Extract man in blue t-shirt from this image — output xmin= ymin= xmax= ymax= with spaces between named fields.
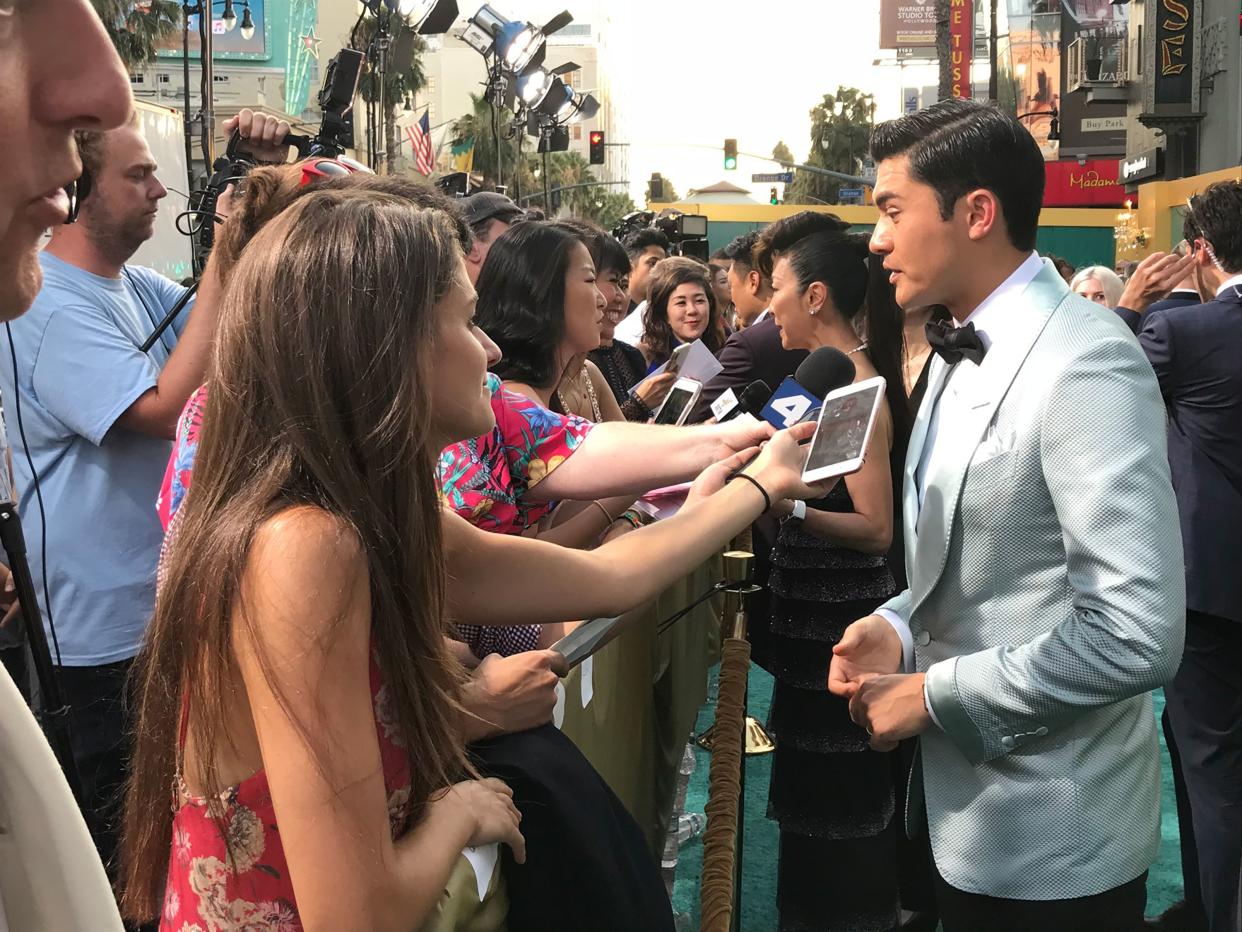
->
xmin=0 ymin=108 xmax=289 ymax=872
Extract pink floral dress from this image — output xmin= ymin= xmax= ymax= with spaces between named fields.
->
xmin=160 ymin=653 xmax=412 ymax=931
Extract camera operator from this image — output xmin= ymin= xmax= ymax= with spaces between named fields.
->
xmin=0 ymin=106 xmax=290 ymax=874
xmin=612 ymin=227 xmax=670 ymax=347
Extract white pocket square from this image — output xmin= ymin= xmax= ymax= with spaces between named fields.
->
xmin=974 ymin=427 xmax=1015 ymax=464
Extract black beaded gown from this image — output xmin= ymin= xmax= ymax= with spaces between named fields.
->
xmin=759 ymin=480 xmax=901 ymax=932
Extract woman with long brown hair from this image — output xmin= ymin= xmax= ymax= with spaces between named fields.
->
xmin=636 ymin=257 xmax=725 ymax=371
xmin=122 ymin=186 xmax=822 ymax=930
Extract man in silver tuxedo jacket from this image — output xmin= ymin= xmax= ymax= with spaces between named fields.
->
xmin=829 ymin=99 xmax=1186 ymax=930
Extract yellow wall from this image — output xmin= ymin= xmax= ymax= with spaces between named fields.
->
xmin=1135 ymin=165 xmax=1242 ymax=254
xmin=663 ymin=201 xmax=1120 ymax=229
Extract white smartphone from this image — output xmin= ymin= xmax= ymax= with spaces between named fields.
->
xmin=653 ymin=377 xmax=703 ymax=426
xmin=801 ymin=376 xmax=886 ymax=483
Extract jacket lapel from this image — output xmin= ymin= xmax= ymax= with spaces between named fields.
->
xmin=901 ymin=355 xmax=949 ymax=566
xmin=910 ymin=265 xmax=1067 ymax=612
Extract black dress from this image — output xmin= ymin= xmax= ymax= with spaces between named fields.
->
xmin=589 ymin=341 xmax=652 ymax=422
xmin=759 ymin=480 xmax=901 ymax=932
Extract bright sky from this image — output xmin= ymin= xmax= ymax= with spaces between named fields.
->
xmin=519 ymin=0 xmax=910 ymax=203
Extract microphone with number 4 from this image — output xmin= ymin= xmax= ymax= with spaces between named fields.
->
xmin=759 ymin=347 xmax=857 ymax=428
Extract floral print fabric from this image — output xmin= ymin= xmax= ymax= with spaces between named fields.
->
xmin=160 ymin=652 xmax=411 ymax=931
xmin=438 ymin=376 xmax=594 ymax=658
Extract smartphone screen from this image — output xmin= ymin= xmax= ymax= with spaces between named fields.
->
xmin=803 ymin=384 xmax=882 ymax=475
xmin=655 ymin=385 xmax=696 ymax=425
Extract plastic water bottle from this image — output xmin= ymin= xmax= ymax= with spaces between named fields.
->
xmin=677 ymin=812 xmax=706 ymax=846
xmin=679 ymin=742 xmax=696 ymax=778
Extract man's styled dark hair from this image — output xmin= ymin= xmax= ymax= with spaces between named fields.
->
xmin=870 ymin=98 xmax=1046 ymax=251
xmin=1184 ymin=180 xmax=1242 ymax=273
xmin=622 ymin=227 xmax=670 ymax=261
xmin=475 ymin=221 xmax=585 ymax=389
xmin=723 ymin=231 xmax=763 ymax=273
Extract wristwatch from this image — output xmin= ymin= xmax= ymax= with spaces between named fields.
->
xmin=783 ymin=500 xmax=807 ymax=523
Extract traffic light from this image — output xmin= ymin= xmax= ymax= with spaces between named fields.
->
xmin=724 ymin=138 xmax=738 ymax=171
xmin=769 ymin=186 xmax=778 ymax=205
xmin=589 ymin=130 xmax=605 ymax=165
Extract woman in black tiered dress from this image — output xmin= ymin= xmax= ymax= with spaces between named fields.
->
xmin=751 ymin=212 xmax=914 ymax=931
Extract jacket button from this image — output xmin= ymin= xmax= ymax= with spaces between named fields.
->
xmin=916 ymin=630 xmax=932 ymax=647
xmin=1001 ymin=736 xmax=1016 ymax=750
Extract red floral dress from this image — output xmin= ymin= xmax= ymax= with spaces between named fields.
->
xmin=160 ymin=653 xmax=411 ymax=931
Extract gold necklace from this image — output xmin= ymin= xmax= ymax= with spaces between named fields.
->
xmin=846 ymin=341 xmax=869 ymax=355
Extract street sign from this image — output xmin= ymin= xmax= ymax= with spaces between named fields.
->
xmin=752 ymin=172 xmax=794 ymax=183
xmin=838 ymin=187 xmax=864 ymax=200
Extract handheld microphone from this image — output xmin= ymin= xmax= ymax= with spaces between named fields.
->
xmin=712 ymin=380 xmax=772 ymax=423
xmin=759 ymin=347 xmax=857 ymax=428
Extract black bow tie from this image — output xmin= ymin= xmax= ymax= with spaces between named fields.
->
xmin=926 ymin=319 xmax=987 ymax=366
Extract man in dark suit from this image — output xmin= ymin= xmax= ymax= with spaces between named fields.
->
xmin=1115 ymin=240 xmax=1200 ymax=334
xmin=1138 ymin=180 xmax=1242 ymax=932
xmin=689 ymin=231 xmax=809 ymax=423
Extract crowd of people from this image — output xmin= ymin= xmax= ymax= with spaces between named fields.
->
xmin=1 ymin=4 xmax=1239 ymax=932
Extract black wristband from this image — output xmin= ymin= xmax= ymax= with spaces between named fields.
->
xmin=727 ymin=472 xmax=772 ymax=514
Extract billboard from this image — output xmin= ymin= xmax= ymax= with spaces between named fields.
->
xmin=157 ymin=0 xmax=269 ymax=60
xmin=948 ymin=0 xmax=973 ymax=98
xmin=1058 ymin=0 xmax=1127 ymax=152
xmin=1043 ymin=158 xmax=1128 ymax=206
xmin=1005 ymin=1 xmax=1063 ymax=159
xmin=880 ymin=0 xmax=938 ymax=48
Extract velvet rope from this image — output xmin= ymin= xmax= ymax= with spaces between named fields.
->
xmin=698 ymin=636 xmax=750 ymax=932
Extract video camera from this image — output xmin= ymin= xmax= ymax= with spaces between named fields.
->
xmin=612 ymin=208 xmax=710 ymax=262
xmin=184 ymin=47 xmax=366 ymax=259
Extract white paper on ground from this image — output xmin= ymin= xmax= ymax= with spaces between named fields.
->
xmin=552 ymin=680 xmax=566 ymax=728
xmin=630 ymin=338 xmax=723 ymax=391
xmin=580 ymin=655 xmax=594 ymax=708
xmin=462 ymin=843 xmax=500 ymax=902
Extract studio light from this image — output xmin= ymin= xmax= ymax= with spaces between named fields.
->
xmin=568 ymin=92 xmax=599 ymax=122
xmin=463 ymin=4 xmax=547 ymax=73
xmin=536 ymin=75 xmax=574 ymax=118
xmin=496 ymin=19 xmax=543 ymax=73
xmin=517 ymin=69 xmax=552 ymax=107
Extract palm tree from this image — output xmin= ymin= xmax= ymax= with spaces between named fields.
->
xmin=91 ymin=0 xmax=181 ymax=69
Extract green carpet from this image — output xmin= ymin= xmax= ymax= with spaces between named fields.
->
xmin=671 ymin=665 xmax=1183 ymax=929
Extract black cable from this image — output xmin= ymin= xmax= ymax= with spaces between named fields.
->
xmin=4 ymin=323 xmax=62 ymax=667
xmin=656 ymin=580 xmax=735 ymax=637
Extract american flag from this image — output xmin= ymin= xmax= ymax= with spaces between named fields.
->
xmin=406 ymin=111 xmax=435 ymax=176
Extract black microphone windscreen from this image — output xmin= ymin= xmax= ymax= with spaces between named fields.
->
xmin=794 ymin=347 xmax=856 ymax=397
xmin=738 ymin=379 xmax=772 ymax=416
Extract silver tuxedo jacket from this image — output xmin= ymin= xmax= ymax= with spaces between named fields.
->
xmin=883 ymin=262 xmax=1186 ymax=899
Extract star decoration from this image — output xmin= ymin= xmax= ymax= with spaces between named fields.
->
xmin=300 ymin=29 xmax=322 ymax=60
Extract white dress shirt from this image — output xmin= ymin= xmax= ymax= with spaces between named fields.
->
xmin=1215 ymin=273 xmax=1242 ymax=299
xmin=613 ymin=300 xmax=648 ymax=348
xmin=878 ymin=252 xmax=1045 ymax=724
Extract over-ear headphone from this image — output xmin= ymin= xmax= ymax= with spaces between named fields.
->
xmin=64 ymin=166 xmax=93 ymax=224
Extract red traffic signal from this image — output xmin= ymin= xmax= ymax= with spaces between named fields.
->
xmin=589 ymin=131 xmax=606 ymax=165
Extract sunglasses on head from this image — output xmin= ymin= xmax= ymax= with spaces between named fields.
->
xmin=299 ymin=156 xmax=373 ymax=187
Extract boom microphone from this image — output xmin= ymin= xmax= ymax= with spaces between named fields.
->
xmin=760 ymin=347 xmax=857 ymax=428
